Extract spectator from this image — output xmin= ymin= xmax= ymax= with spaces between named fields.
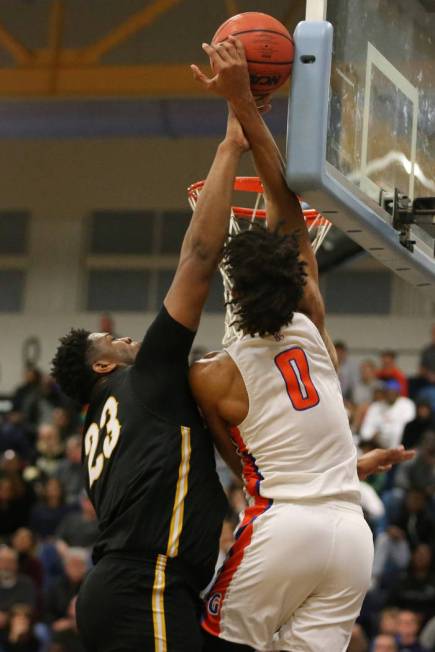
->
xmin=0 ymin=547 xmax=36 ymax=615
xmin=354 ymin=360 xmax=379 ymax=406
xmin=394 ymin=430 xmax=435 ymax=496
xmin=12 ymin=367 xmax=42 ymax=427
xmin=402 ymin=402 xmax=435 ymax=450
xmin=378 ymin=607 xmax=400 ymax=636
xmin=352 ymin=360 xmax=382 ymax=433
xmin=54 ymin=438 xmax=83 ymax=506
xmin=51 ymin=409 xmax=77 ymax=442
xmin=10 ymin=530 xmax=43 ymax=609
xmin=55 ymin=495 xmax=97 ymax=551
xmin=377 ymin=351 xmax=409 ymax=397
xmin=372 ymin=490 xmax=435 ymax=587
xmin=0 ymin=604 xmax=41 ymax=652
xmin=0 ymin=413 xmax=34 ymax=463
xmin=348 ymin=623 xmax=369 ymax=652
xmin=388 ymin=544 xmax=435 ymax=619
xmin=334 ymin=341 xmax=359 ymax=400
xmin=50 ymin=597 xmax=84 ymax=652
xmin=34 ymin=426 xmax=64 ymax=479
xmin=29 ymin=479 xmax=71 ymax=540
xmin=420 ymin=616 xmax=435 ymax=652
xmin=360 ymin=380 xmax=416 ymax=448
xmin=396 ymin=610 xmax=428 ymax=651
xmin=420 ymin=325 xmax=435 ymax=384
xmin=44 ymin=548 xmax=88 ymax=627
xmin=37 ymin=376 xmax=65 ymax=428
xmin=373 ymin=634 xmax=399 ymax=652
xmin=0 ymin=473 xmax=33 ymax=539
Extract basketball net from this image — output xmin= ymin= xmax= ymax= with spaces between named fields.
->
xmin=187 ymin=177 xmax=332 ymax=347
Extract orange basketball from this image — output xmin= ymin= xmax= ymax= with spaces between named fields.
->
xmin=212 ymin=12 xmax=294 ymax=95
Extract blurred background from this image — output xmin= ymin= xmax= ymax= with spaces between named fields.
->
xmin=0 ymin=2 xmax=434 ymax=652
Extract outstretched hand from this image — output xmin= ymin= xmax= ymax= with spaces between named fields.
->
xmin=357 ymin=445 xmax=416 ymax=481
xmin=191 ymin=36 xmax=252 ymax=103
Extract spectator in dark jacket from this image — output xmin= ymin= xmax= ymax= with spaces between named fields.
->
xmin=29 ymin=479 xmax=71 ymax=540
xmin=44 ymin=549 xmax=88 ymax=627
xmin=394 ymin=432 xmax=435 ymax=496
xmin=402 ymin=403 xmax=435 ymax=450
xmin=388 ymin=545 xmax=435 ymax=619
xmin=0 ymin=547 xmax=35 ymax=617
xmin=54 ymin=438 xmax=83 ymax=506
xmin=55 ymin=495 xmax=97 ymax=551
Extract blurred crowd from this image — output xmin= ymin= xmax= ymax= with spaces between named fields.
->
xmin=0 ymin=324 xmax=434 ymax=651
xmin=337 ymin=326 xmax=435 ymax=652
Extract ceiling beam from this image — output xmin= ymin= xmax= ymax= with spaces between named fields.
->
xmin=0 ymin=63 xmax=290 ymax=98
xmin=0 ymin=19 xmax=33 ymax=65
xmin=79 ymin=0 xmax=182 ymax=64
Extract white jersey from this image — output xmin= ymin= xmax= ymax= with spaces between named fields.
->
xmin=226 ymin=312 xmax=360 ymax=504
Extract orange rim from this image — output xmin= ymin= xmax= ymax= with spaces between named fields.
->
xmin=187 ymin=177 xmax=331 ymax=227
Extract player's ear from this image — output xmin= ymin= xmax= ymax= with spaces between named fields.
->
xmin=92 ymin=360 xmax=117 ymax=375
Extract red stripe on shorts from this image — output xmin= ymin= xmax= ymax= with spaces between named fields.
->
xmin=202 ymin=427 xmax=272 ymax=638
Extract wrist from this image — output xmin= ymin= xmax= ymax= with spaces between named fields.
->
xmin=218 ymin=139 xmax=245 ymax=155
xmin=230 ymin=94 xmax=258 ymax=114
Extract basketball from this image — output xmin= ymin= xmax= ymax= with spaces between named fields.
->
xmin=212 ymin=12 xmax=294 ymax=95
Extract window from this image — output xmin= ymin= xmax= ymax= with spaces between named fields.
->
xmin=0 ymin=211 xmax=29 ymax=312
xmin=89 ymin=211 xmax=154 ymax=255
xmin=87 ymin=270 xmax=150 ymax=312
xmin=85 ymin=209 xmax=225 ymax=314
xmin=0 ymin=211 xmax=29 ymax=254
xmin=324 ymin=271 xmax=392 ymax=314
xmin=0 ymin=270 xmax=26 ymax=312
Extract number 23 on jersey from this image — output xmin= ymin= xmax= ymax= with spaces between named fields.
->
xmin=84 ymin=396 xmax=121 ymax=487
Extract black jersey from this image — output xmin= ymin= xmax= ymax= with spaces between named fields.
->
xmin=82 ymin=306 xmax=227 ymax=591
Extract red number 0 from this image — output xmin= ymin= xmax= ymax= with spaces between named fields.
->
xmin=275 ymin=347 xmax=320 ymax=411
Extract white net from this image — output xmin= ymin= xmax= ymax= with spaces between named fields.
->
xmin=188 ymin=178 xmax=332 ymax=347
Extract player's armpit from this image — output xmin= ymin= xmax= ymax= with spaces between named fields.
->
xmin=189 ymin=357 xmax=243 ymax=479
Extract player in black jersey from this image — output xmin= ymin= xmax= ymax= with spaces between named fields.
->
xmin=51 ymin=93 xmax=249 ymax=649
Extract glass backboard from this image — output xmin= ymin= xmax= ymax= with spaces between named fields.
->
xmin=286 ymin=0 xmax=435 ymax=296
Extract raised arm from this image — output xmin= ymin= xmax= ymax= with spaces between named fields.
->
xmin=193 ymin=37 xmax=335 ymax=365
xmin=164 ymin=105 xmax=248 ymax=331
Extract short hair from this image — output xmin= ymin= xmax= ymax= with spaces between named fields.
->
xmin=381 ymin=349 xmax=397 ymax=359
xmin=223 ymin=227 xmax=307 ymax=338
xmin=51 ymin=328 xmax=96 ymax=405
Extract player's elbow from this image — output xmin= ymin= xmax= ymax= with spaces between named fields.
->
xmin=184 ymin=232 xmax=221 ymax=275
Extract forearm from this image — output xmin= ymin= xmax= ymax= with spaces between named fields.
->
xmin=230 ymin=98 xmax=306 ymax=233
xmin=180 ymin=141 xmax=241 ymax=276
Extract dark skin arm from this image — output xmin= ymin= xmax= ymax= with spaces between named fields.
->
xmin=164 ymin=105 xmax=248 ymax=331
xmin=190 ymin=357 xmax=416 ymax=482
xmin=193 ymin=37 xmax=337 ymax=367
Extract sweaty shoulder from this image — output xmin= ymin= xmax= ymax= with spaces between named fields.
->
xmin=189 ymin=351 xmax=248 ymax=426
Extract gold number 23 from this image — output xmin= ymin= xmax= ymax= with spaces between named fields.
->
xmin=84 ymin=396 xmax=121 ymax=487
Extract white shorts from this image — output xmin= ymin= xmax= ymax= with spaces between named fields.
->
xmin=202 ymin=498 xmax=374 ymax=652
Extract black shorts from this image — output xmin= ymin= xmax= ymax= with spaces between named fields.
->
xmin=76 ymin=555 xmax=203 ymax=652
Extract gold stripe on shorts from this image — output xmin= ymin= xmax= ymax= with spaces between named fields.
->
xmin=152 ymin=554 xmax=168 ymax=652
xmin=166 ymin=426 xmax=191 ymax=558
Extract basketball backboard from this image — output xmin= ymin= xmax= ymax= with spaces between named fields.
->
xmin=286 ymin=0 xmax=435 ymax=297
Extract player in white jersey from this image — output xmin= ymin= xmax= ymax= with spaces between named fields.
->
xmin=190 ymin=38 xmax=414 ymax=652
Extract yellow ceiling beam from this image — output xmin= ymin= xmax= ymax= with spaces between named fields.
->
xmin=0 ymin=63 xmax=290 ymax=98
xmin=0 ymin=19 xmax=34 ymax=65
xmin=48 ymin=0 xmax=65 ymax=94
xmin=78 ymin=0 xmax=182 ymax=64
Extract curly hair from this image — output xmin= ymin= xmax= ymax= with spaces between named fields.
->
xmin=51 ymin=328 xmax=97 ymax=405
xmin=223 ymin=226 xmax=307 ymax=338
